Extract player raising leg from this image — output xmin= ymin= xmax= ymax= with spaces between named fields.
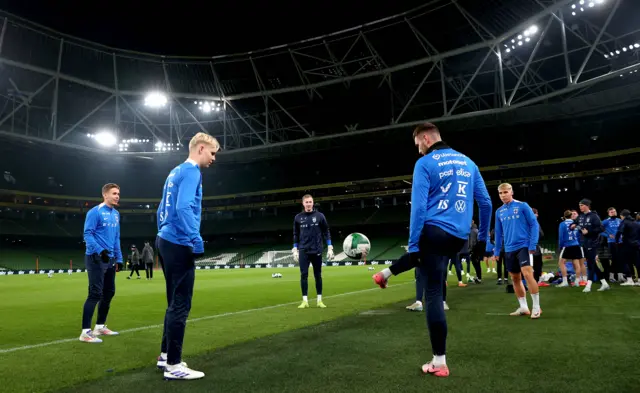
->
xmin=557 ymin=210 xmax=584 ymax=287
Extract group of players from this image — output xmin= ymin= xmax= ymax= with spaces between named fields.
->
xmin=76 ymin=123 xmax=639 ymax=382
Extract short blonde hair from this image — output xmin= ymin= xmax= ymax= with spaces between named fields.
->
xmin=189 ymin=132 xmax=220 ymax=151
xmin=302 ymin=194 xmax=313 ymax=202
xmin=498 ymin=183 xmax=512 ymax=191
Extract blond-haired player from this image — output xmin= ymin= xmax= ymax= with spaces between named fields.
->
xmin=155 ymin=132 xmax=219 ymax=380
xmin=492 ymin=183 xmax=542 ymax=319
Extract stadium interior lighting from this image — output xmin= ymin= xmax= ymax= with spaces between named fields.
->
xmin=604 ymin=43 xmax=639 ymax=59
xmin=503 ymin=25 xmax=539 ymax=55
xmin=196 ymin=101 xmax=223 ymax=113
xmin=154 ymin=141 xmax=180 ymax=152
xmin=570 ymin=0 xmax=605 ymax=15
xmin=92 ymin=131 xmax=117 ymax=147
xmin=144 ymin=92 xmax=168 ymax=108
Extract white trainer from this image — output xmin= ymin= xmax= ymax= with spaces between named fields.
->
xmin=583 ymin=286 xmax=591 ymax=293
xmin=78 ymin=330 xmax=103 ymax=343
xmin=93 ymin=325 xmax=119 ymax=336
xmin=406 ymin=302 xmax=423 ymax=312
xmin=164 ymin=362 xmax=204 ymax=380
xmin=556 ymin=282 xmax=569 ymax=288
xmin=597 ymin=284 xmax=610 ymax=292
xmin=509 ymin=308 xmax=531 ymax=316
xmin=157 ymin=353 xmax=168 ymax=369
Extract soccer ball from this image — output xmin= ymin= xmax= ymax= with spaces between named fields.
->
xmin=47 ymin=272 xmax=53 ymax=278
xmin=342 ymin=232 xmax=371 ymax=260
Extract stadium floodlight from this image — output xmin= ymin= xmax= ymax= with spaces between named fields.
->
xmin=94 ymin=130 xmax=117 ymax=147
xmin=635 ymin=43 xmax=640 ymax=48
xmin=144 ymin=92 xmax=168 ymax=108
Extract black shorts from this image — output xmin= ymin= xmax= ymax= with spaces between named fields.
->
xmin=559 ymin=245 xmax=584 ymax=261
xmin=484 ymin=251 xmax=493 ymax=258
xmin=505 ymin=247 xmax=533 ymax=274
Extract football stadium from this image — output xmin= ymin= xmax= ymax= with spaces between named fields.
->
xmin=1 ymin=0 xmax=640 ymax=391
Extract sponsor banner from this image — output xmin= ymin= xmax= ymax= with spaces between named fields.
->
xmin=0 ymin=260 xmax=398 ymax=275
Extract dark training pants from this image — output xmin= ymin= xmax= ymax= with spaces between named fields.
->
xmin=299 ymin=252 xmax=323 ymax=297
xmin=533 ymin=254 xmax=543 ymax=282
xmin=585 ymin=247 xmax=603 ymax=282
xmin=157 ymin=236 xmax=196 ymax=366
xmin=609 ymin=243 xmax=620 ymax=276
xmin=496 ymin=251 xmax=508 ymax=280
xmin=129 ymin=264 xmax=141 ymax=277
xmin=388 ymin=225 xmax=464 ymax=356
xmin=471 ymin=253 xmax=483 ymax=280
xmin=145 ymin=263 xmax=154 ymax=279
xmin=82 ymin=254 xmax=116 ymax=329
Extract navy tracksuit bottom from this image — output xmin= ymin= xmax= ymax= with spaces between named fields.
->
xmin=299 ymin=251 xmax=323 ymax=296
xmin=157 ymin=236 xmax=196 ymax=366
xmin=82 ymin=254 xmax=116 ymax=329
xmin=389 ymin=225 xmax=465 ymax=356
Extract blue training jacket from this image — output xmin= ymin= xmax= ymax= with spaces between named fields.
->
xmin=575 ymin=211 xmax=603 ymax=249
xmin=157 ymin=159 xmax=204 ymax=254
xmin=408 ymin=142 xmax=492 ymax=253
xmin=293 ymin=210 xmax=332 ymax=254
xmin=83 ymin=203 xmax=123 ymax=263
xmin=494 ymin=200 xmax=539 ymax=256
xmin=558 ymin=219 xmax=580 ymax=248
xmin=601 ymin=217 xmax=621 ymax=244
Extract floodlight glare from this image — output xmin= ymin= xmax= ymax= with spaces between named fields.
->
xmin=155 ymin=141 xmax=164 ymax=148
xmin=94 ymin=131 xmax=117 ymax=147
xmin=579 ymin=0 xmax=584 ymax=4
xmin=572 ymin=4 xmax=576 ymax=8
xmin=572 ymin=11 xmax=576 ymax=15
xmin=589 ymin=2 xmax=594 ymax=7
xmin=144 ymin=92 xmax=168 ymax=108
xmin=635 ymin=43 xmax=640 ymax=48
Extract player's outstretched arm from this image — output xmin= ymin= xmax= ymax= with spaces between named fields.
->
xmin=493 ymin=211 xmax=503 ymax=257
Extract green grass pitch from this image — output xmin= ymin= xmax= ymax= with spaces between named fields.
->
xmin=1 ymin=264 xmax=639 ymax=393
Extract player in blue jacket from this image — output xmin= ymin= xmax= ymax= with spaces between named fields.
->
xmin=155 ymin=133 xmax=219 ymax=381
xmin=557 ymin=210 xmax=584 ymax=287
xmin=292 ymin=194 xmax=333 ymax=309
xmin=493 ymin=183 xmax=541 ymax=319
xmin=575 ymin=199 xmax=609 ymax=292
xmin=601 ymin=207 xmax=622 ymax=282
xmin=79 ymin=183 xmax=123 ymax=343
xmin=372 ymin=123 xmax=492 ymax=377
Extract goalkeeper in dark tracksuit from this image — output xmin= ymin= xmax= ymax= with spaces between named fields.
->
xmin=292 ymin=194 xmax=334 ymax=309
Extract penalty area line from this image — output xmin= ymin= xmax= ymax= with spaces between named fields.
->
xmin=0 ymin=282 xmax=411 ymax=354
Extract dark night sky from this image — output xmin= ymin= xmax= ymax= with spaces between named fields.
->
xmin=0 ymin=0 xmax=428 ymax=56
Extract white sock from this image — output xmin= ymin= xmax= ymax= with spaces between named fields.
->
xmin=161 ymin=352 xmax=167 ymax=358
xmin=415 ymin=300 xmax=422 ymax=306
xmin=562 ymin=277 xmax=568 ymax=285
xmin=518 ymin=296 xmax=528 ymax=310
xmin=317 ymin=295 xmax=322 ymax=302
xmin=94 ymin=324 xmax=104 ymax=330
xmin=433 ymin=355 xmax=446 ymax=366
xmin=586 ymin=280 xmax=593 ymax=287
xmin=600 ymin=279 xmax=608 ymax=286
xmin=582 ymin=275 xmax=587 ymax=282
xmin=302 ymin=296 xmax=308 ymax=302
xmin=531 ymin=293 xmax=540 ymax=310
xmin=381 ymin=268 xmax=392 ymax=280
xmin=82 ymin=328 xmax=91 ymax=335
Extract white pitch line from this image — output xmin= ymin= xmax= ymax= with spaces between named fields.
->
xmin=0 ymin=282 xmax=411 ymax=355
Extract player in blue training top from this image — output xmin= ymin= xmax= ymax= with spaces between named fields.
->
xmin=79 ymin=183 xmax=123 ymax=343
xmin=574 ymin=198 xmax=609 ymax=293
xmin=557 ymin=209 xmax=584 ymax=287
xmin=493 ymin=183 xmax=541 ymax=319
xmin=601 ymin=207 xmax=622 ymax=282
xmin=155 ymin=133 xmax=219 ymax=381
xmin=373 ymin=122 xmax=492 ymax=377
xmin=292 ymin=194 xmax=334 ymax=309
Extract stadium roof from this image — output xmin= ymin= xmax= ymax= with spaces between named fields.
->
xmin=0 ymin=0 xmax=639 ymax=161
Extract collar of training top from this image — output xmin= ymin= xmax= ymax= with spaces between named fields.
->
xmin=185 ymin=158 xmax=198 ymax=167
xmin=424 ymin=141 xmax=450 ymax=155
